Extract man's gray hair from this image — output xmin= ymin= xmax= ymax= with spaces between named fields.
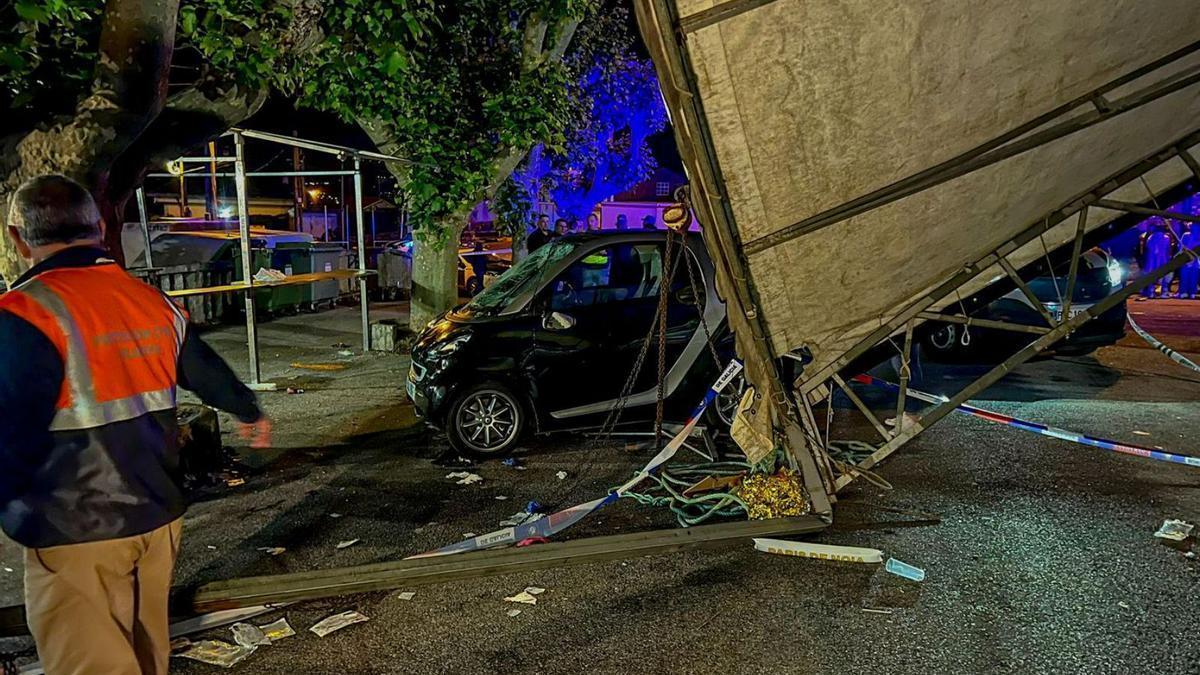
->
xmin=7 ymin=175 xmax=102 ymax=247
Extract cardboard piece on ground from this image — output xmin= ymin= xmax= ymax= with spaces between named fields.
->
xmin=504 ymin=591 xmax=538 ymax=605
xmin=683 ymin=474 xmax=745 ymax=497
xmin=730 ymin=387 xmax=774 ymax=465
xmin=753 ymin=538 xmax=883 ymax=563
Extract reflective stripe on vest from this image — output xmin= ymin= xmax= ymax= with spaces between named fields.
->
xmin=7 ymin=266 xmax=186 ymax=432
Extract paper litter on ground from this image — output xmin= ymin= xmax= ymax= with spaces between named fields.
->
xmin=258 ymin=547 xmax=286 ymax=556
xmin=310 ymin=610 xmax=370 ymax=637
xmin=259 ymin=617 xmax=296 ymax=642
xmin=524 ymin=586 xmax=546 ymax=595
xmin=1153 ymin=519 xmax=1195 ymax=541
xmin=504 ymin=591 xmax=539 ymax=605
xmin=506 ymin=609 xmax=522 ymax=617
xmin=446 ymin=471 xmax=484 ymax=485
xmin=336 ymin=539 xmax=361 ymax=549
xmin=555 ymin=471 xmax=568 ymax=480
xmin=500 ymin=512 xmax=544 ymax=527
xmin=231 ymin=622 xmax=271 ymax=649
xmin=397 ymin=592 xmax=416 ymax=601
xmin=175 ymin=639 xmax=256 ymax=668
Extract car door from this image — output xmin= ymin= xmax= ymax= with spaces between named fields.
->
xmin=530 ymin=240 xmax=700 ymax=428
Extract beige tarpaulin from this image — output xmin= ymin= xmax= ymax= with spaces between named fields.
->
xmin=639 ymin=0 xmax=1200 ymax=385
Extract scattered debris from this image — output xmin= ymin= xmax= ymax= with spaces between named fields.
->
xmin=1132 ymin=430 xmax=1151 ymax=436
xmin=330 ymin=513 xmax=343 ymax=519
xmin=684 ymin=474 xmax=745 ymax=497
xmin=253 ymin=268 xmax=287 ymax=283
xmin=337 ymin=349 xmax=354 ymax=357
xmin=206 ymin=545 xmax=217 ymax=550
xmin=310 ymin=610 xmax=370 ymax=637
xmin=862 ymin=607 xmax=894 ymax=615
xmin=285 ymin=387 xmax=305 ymax=395
xmin=463 ymin=532 xmax=477 ymax=538
xmin=169 ymin=637 xmax=192 ymax=653
xmin=555 ymin=471 xmax=568 ymax=480
xmin=225 ymin=477 xmax=246 ymax=487
xmin=290 ymin=362 xmax=347 ymax=372
xmin=517 ymin=537 xmax=549 ymax=547
xmin=2 ymin=567 xmax=12 ymax=573
xmin=259 ymin=618 xmax=295 ymax=642
xmin=175 ymin=640 xmax=256 ymax=668
xmin=753 ymin=538 xmax=883 ymax=563
xmin=525 ymin=500 xmax=542 ymax=514
xmin=1118 ymin=601 xmax=1130 ymax=609
xmin=495 ymin=495 xmax=509 ymax=501
xmin=231 ymin=623 xmax=271 ymax=649
xmin=501 ymin=457 xmax=523 ymax=469
xmin=257 ymin=547 xmax=286 ymax=557
xmin=446 ymin=471 xmax=483 ymax=485
xmin=506 ymin=609 xmax=522 ymax=617
xmin=1153 ymin=519 xmax=1194 ymax=541
xmin=885 ymin=557 xmax=926 ymax=582
xmin=397 ymin=592 xmax=416 ymax=601
xmin=336 ymin=539 xmax=361 ymax=549
xmin=524 ymin=586 xmax=546 ymax=596
xmin=504 ymin=591 xmax=539 ymax=605
xmin=500 ymin=512 xmax=544 ymax=527
xmin=432 ymin=454 xmax=476 ymax=469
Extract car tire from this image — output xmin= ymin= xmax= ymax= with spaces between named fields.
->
xmin=446 ymin=383 xmax=525 ymax=457
xmin=703 ymin=371 xmax=746 ymax=450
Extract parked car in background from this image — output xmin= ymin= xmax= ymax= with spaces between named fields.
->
xmin=923 ymin=248 xmax=1127 ymax=360
xmin=407 ymin=231 xmax=736 ymax=456
xmin=458 ymin=247 xmax=512 ymax=296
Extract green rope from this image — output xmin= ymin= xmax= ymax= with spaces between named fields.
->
xmin=618 ymin=459 xmax=754 ymax=527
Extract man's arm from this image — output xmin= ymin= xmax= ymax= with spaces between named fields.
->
xmin=0 ymin=313 xmax=63 ymax=501
xmin=177 ymin=330 xmax=262 ymax=423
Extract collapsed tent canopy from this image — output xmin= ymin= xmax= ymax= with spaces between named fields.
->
xmin=646 ymin=0 xmax=1200 ymax=385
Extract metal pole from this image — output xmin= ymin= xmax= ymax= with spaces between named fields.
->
xmin=894 ymin=321 xmax=914 ymax=433
xmin=1062 ymin=208 xmax=1089 ymax=320
xmin=234 ymin=132 xmax=261 ymax=386
xmin=135 ymin=187 xmax=153 ymax=269
xmin=354 ymin=158 xmax=370 ymax=351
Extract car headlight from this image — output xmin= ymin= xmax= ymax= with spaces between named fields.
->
xmin=429 ymin=333 xmax=472 ymax=358
xmin=1107 ymin=259 xmax=1123 ymax=286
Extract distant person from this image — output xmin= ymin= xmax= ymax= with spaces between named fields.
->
xmin=0 ymin=175 xmax=268 ymax=674
xmin=587 ymin=213 xmax=602 ymax=232
xmin=615 ymin=214 xmax=629 ymax=231
xmin=1142 ymin=224 xmax=1173 ymax=298
xmin=1179 ymin=225 xmax=1199 ymax=299
xmin=642 ymin=215 xmax=657 ymax=230
xmin=555 ymin=218 xmax=570 ymax=236
xmin=568 ymin=216 xmax=580 ymax=233
xmin=527 ymin=214 xmax=553 ymax=253
xmin=471 ymin=241 xmax=488 ymax=293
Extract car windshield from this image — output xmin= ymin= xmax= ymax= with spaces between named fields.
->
xmin=466 ymin=239 xmax=579 ymax=313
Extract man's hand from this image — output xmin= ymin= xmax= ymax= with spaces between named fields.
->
xmin=237 ymin=417 xmax=273 ymax=449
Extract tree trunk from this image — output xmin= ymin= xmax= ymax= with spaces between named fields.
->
xmin=409 ymin=216 xmax=468 ymax=331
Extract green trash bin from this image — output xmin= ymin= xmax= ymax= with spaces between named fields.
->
xmin=267 ymin=242 xmax=309 ymax=313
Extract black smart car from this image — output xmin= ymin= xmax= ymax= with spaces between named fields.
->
xmin=407 ymin=231 xmax=738 ymax=456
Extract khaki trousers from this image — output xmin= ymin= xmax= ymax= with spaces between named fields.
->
xmin=24 ymin=519 xmax=182 ymax=675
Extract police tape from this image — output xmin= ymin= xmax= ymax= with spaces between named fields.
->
xmin=407 ymin=359 xmax=746 ymax=559
xmin=1127 ymin=313 xmax=1200 ymax=375
xmin=850 ymin=373 xmax=1200 ymax=469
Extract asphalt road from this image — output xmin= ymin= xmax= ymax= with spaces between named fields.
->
xmin=4 ymin=299 xmax=1199 ymax=674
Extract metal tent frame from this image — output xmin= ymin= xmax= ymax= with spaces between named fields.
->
xmin=139 ymin=129 xmax=410 ymax=387
xmin=636 ymin=0 xmax=1200 ymax=500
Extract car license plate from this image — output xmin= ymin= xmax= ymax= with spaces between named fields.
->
xmin=1049 ymin=303 xmax=1090 ymax=323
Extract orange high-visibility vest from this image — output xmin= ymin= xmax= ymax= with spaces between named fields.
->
xmin=0 ymin=264 xmax=187 ymax=432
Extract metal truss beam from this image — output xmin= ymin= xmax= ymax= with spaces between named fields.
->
xmin=833 ymin=239 xmax=1200 ymax=490
xmin=916 ymin=312 xmax=1051 ymax=336
xmin=1093 ymin=199 xmax=1200 ymax=224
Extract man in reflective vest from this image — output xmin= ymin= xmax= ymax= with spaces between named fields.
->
xmin=0 ymin=175 xmax=268 ymax=674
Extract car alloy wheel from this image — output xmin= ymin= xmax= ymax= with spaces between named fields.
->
xmin=928 ymin=324 xmax=957 ymax=352
xmin=714 ymin=373 xmax=746 ymax=429
xmin=454 ymin=388 xmax=521 ymax=454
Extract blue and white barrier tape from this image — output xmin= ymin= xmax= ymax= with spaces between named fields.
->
xmin=852 ymin=374 xmax=1200 ymax=469
xmin=1127 ymin=314 xmax=1200 ymax=375
xmin=408 ymin=359 xmax=746 ymax=559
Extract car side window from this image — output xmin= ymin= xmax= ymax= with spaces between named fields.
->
xmin=550 ymin=243 xmax=664 ymax=311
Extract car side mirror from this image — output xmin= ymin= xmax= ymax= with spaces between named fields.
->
xmin=543 ymin=311 xmax=576 ymax=331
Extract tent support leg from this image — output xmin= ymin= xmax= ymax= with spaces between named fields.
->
xmin=1062 ymin=208 xmax=1089 ymax=319
xmin=894 ymin=321 xmax=914 ymax=434
xmin=234 ymin=132 xmax=263 ymax=388
xmin=831 ymin=373 xmax=891 ymax=442
xmin=998 ymin=257 xmax=1059 ymax=327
